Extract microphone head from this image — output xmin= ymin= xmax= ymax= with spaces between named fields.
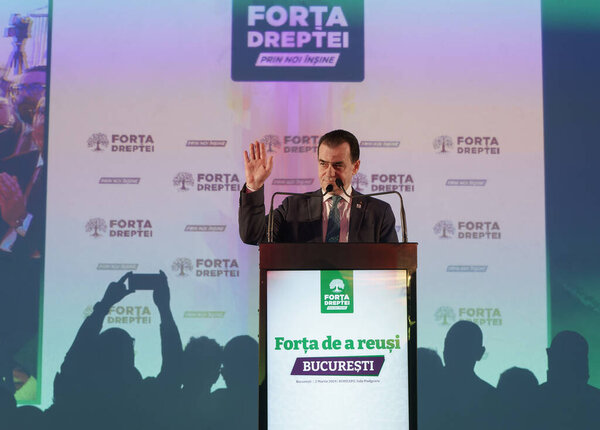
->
xmin=325 ymin=184 xmax=334 ymax=193
xmin=335 ymin=178 xmax=344 ymax=189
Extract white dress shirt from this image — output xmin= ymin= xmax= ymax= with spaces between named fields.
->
xmin=321 ymin=186 xmax=352 ymax=242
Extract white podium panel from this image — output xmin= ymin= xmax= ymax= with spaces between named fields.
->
xmin=266 ymin=269 xmax=410 ymax=430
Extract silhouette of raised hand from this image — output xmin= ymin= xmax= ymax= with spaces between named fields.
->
xmin=100 ymin=272 xmax=133 ymax=307
xmin=153 ymin=270 xmax=170 ymax=314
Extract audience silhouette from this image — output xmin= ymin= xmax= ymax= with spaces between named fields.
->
xmin=416 ymin=347 xmax=444 ymax=429
xmin=0 ymin=377 xmax=17 ymax=427
xmin=45 ymin=271 xmax=182 ymax=430
xmin=4 ymin=276 xmax=600 ymax=430
xmin=206 ymin=335 xmax=259 ymax=429
xmin=496 ymin=366 xmax=539 ymax=429
xmin=435 ymin=320 xmax=498 ymax=429
xmin=175 ymin=336 xmax=223 ymax=429
xmin=537 ymin=330 xmax=600 ymax=429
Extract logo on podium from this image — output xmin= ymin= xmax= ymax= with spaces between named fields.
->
xmin=320 ymin=270 xmax=353 ymax=313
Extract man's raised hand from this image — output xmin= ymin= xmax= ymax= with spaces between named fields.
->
xmin=243 ymin=141 xmax=273 ymax=191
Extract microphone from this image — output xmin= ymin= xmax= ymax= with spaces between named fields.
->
xmin=335 ymin=178 xmax=352 ymax=199
xmin=352 ymin=189 xmax=408 ymax=243
xmin=335 ymin=177 xmax=407 ymax=242
xmin=267 ymin=186 xmax=333 ymax=243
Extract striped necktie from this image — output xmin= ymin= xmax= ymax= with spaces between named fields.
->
xmin=325 ymin=195 xmax=342 ymax=243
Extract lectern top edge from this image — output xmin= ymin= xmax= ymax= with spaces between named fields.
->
xmin=259 ymin=242 xmax=418 ymax=272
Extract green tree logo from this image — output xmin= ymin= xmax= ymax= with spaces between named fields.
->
xmin=435 ymin=306 xmax=456 ymax=325
xmin=329 ymin=279 xmax=345 ymax=293
xmin=321 ymin=270 xmax=353 ymax=314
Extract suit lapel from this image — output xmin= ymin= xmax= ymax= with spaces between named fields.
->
xmin=308 ymin=189 xmax=324 ymax=241
xmin=348 ymin=190 xmax=366 ymax=242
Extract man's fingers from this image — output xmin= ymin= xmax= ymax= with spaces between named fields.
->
xmin=266 ymin=155 xmax=274 ymax=173
xmin=254 ymin=141 xmax=264 ymax=160
xmin=259 ymin=141 xmax=265 ymax=160
xmin=246 ymin=140 xmax=270 ymax=169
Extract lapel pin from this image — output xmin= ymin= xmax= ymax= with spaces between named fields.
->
xmin=356 ymin=202 xmax=362 ymax=209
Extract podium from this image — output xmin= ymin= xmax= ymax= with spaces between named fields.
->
xmin=259 ymin=243 xmax=417 ymax=430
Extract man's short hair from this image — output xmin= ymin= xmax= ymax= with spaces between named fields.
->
xmin=318 ymin=129 xmax=360 ymax=163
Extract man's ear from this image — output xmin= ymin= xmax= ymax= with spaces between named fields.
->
xmin=352 ymin=160 xmax=360 ymax=175
xmin=476 ymin=346 xmax=485 ymax=362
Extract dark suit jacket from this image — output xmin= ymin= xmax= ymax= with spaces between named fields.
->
xmin=0 ymin=157 xmax=45 ymax=360
xmin=238 ymin=185 xmax=398 ymax=244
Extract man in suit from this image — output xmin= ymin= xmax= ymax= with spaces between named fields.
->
xmin=239 ymin=129 xmax=398 ymax=244
xmin=0 ymin=95 xmax=46 ymax=402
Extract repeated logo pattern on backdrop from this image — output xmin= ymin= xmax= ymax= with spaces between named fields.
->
xmin=433 ymin=220 xmax=501 ymax=240
xmin=88 ymin=133 xmax=155 ymax=153
xmin=83 ymin=304 xmax=154 ymax=325
xmin=433 ymin=135 xmax=501 ymax=155
xmin=86 ymin=218 xmax=153 ymax=238
xmin=435 ymin=306 xmax=503 ymax=327
xmin=260 ymin=133 xmax=321 ymax=154
xmin=173 ymin=173 xmax=241 ymax=192
xmin=354 ymin=173 xmax=415 ymax=193
xmin=39 ymin=0 xmax=547 ymax=410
